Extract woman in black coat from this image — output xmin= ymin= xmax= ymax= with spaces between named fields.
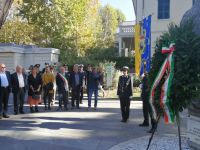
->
xmin=28 ymin=66 xmax=42 ymax=113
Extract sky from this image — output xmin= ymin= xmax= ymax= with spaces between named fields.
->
xmin=100 ymin=0 xmax=136 ymax=21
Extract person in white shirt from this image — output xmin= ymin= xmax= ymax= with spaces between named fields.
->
xmin=0 ymin=64 xmax=11 ymax=119
xmin=11 ymin=65 xmax=26 ymax=115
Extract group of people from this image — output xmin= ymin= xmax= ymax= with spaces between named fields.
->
xmin=0 ymin=63 xmax=104 ymax=119
xmin=0 ymin=62 xmax=156 ymax=133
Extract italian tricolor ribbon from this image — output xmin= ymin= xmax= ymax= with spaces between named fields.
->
xmin=149 ymin=43 xmax=175 ymax=124
xmin=162 ymin=43 xmax=175 ymax=54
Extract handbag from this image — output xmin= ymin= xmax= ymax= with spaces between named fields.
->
xmin=32 ymin=94 xmax=40 ymax=100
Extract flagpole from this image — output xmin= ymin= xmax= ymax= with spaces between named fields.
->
xmin=176 ymin=111 xmax=182 ymax=150
xmin=146 ymin=113 xmax=161 ymax=150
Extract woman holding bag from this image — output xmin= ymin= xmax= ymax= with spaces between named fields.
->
xmin=28 ymin=66 xmax=42 ymax=113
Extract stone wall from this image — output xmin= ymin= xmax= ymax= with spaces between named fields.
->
xmin=0 ymin=43 xmax=60 ymax=72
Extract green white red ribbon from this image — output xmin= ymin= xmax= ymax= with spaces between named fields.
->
xmin=162 ymin=43 xmax=175 ymax=54
xmin=149 ymin=43 xmax=175 ymax=124
xmin=160 ymin=53 xmax=175 ymax=123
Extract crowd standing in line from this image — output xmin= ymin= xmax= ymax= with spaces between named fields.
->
xmin=0 ymin=63 xmax=105 ymax=118
xmin=0 ymin=63 xmax=155 ymax=133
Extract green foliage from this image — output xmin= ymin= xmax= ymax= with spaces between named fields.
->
xmin=149 ymin=22 xmax=200 ymax=114
xmin=98 ymin=4 xmax=126 ymax=47
xmin=61 ymin=47 xmax=134 ymax=69
xmin=133 ymin=76 xmax=141 ymax=87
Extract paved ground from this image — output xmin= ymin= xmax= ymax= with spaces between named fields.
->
xmin=0 ymin=96 xmax=188 ymax=150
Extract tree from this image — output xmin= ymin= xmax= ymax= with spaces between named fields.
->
xmin=0 ymin=0 xmax=14 ymax=28
xmin=149 ymin=22 xmax=200 ymax=117
xmin=98 ymin=4 xmax=126 ymax=47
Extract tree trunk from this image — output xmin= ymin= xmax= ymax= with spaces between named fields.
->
xmin=0 ymin=0 xmax=14 ymax=29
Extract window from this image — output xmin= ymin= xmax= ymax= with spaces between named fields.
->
xmin=158 ymin=0 xmax=170 ymax=19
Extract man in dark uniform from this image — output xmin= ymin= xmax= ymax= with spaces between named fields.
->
xmin=139 ymin=72 xmax=150 ymax=126
xmin=117 ymin=66 xmax=132 ymax=123
xmin=139 ymin=72 xmax=157 ymax=133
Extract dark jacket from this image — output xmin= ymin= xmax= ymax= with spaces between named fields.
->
xmin=28 ymin=74 xmax=42 ymax=96
xmin=117 ymin=75 xmax=132 ymax=97
xmin=56 ymin=72 xmax=69 ymax=93
xmin=87 ymin=72 xmax=100 ymax=90
xmin=11 ymin=72 xmax=26 ymax=93
xmin=141 ymin=75 xmax=149 ymax=100
xmin=69 ymin=72 xmax=83 ymax=89
xmin=0 ymin=71 xmax=11 ymax=93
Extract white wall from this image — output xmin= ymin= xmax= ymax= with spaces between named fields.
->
xmin=0 ymin=53 xmax=14 ymax=72
xmin=134 ymin=0 xmax=193 ymax=55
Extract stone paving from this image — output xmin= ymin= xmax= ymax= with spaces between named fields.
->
xmin=0 ymin=97 xmax=189 ymax=150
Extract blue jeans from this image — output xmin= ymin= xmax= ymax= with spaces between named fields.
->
xmin=88 ymin=89 xmax=98 ymax=108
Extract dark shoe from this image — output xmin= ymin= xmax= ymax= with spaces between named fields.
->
xmin=35 ymin=106 xmax=39 ymax=112
xmin=139 ymin=123 xmax=149 ymax=127
xmin=3 ymin=114 xmax=10 ymax=118
xmin=14 ymin=112 xmax=18 ymax=115
xmin=57 ymin=108 xmax=62 ymax=111
xmin=30 ymin=107 xmax=35 ymax=113
xmin=121 ymin=119 xmax=126 ymax=123
xmin=0 ymin=115 xmax=2 ymax=119
xmin=80 ymin=101 xmax=83 ymax=104
xmin=19 ymin=111 xmax=25 ymax=114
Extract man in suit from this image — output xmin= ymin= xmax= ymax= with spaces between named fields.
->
xmin=11 ymin=65 xmax=26 ymax=115
xmin=69 ymin=64 xmax=83 ymax=109
xmin=56 ymin=66 xmax=69 ymax=111
xmin=0 ymin=64 xmax=11 ymax=119
xmin=117 ymin=66 xmax=132 ymax=123
xmin=79 ymin=64 xmax=86 ymax=104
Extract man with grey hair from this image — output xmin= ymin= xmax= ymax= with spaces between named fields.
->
xmin=11 ymin=65 xmax=26 ymax=115
xmin=69 ymin=64 xmax=83 ymax=109
xmin=56 ymin=66 xmax=69 ymax=111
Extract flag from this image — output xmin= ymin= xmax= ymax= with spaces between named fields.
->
xmin=134 ymin=24 xmax=141 ymax=76
xmin=140 ymin=15 xmax=151 ymax=76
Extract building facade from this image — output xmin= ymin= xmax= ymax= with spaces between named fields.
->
xmin=0 ymin=43 xmax=60 ymax=72
xmin=132 ymin=0 xmax=193 ymax=55
xmin=115 ymin=21 xmax=135 ymax=57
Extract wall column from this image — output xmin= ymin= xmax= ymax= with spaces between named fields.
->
xmin=119 ymin=37 xmax=122 ymax=57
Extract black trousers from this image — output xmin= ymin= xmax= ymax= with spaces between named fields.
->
xmin=58 ymin=91 xmax=68 ymax=109
xmin=0 ymin=87 xmax=10 ymax=114
xmin=71 ymin=86 xmax=80 ymax=108
xmin=80 ymin=87 xmax=83 ymax=103
xmin=44 ymin=92 xmax=53 ymax=108
xmin=13 ymin=88 xmax=25 ymax=113
xmin=142 ymin=97 xmax=149 ymax=124
xmin=119 ymin=95 xmax=130 ymax=121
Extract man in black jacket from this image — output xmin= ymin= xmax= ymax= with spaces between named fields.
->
xmin=11 ymin=65 xmax=26 ymax=115
xmin=79 ymin=64 xmax=86 ymax=104
xmin=56 ymin=66 xmax=69 ymax=111
xmin=117 ymin=66 xmax=132 ymax=123
xmin=0 ymin=64 xmax=11 ymax=119
xmin=69 ymin=64 xmax=83 ymax=109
